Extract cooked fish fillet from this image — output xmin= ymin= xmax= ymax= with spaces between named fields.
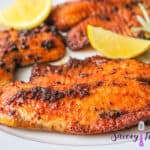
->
xmin=0 ymin=66 xmax=14 ymax=89
xmin=0 ymin=56 xmax=150 ymax=135
xmin=66 ymin=1 xmax=150 ymax=50
xmin=51 ymin=0 xmax=150 ymax=31
xmin=66 ymin=14 xmax=140 ymax=50
xmin=51 ymin=1 xmax=94 ymax=31
xmin=0 ymin=24 xmax=65 ymax=88
xmin=51 ymin=0 xmax=150 ymax=50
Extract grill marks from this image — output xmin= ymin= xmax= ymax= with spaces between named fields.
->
xmin=28 ymin=56 xmax=150 ymax=104
xmin=11 ymin=87 xmax=65 ymax=103
xmin=136 ymin=78 xmax=150 ymax=85
xmin=10 ymin=83 xmax=101 ymax=104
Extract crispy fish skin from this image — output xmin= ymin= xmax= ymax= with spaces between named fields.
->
xmin=0 ymin=24 xmax=65 ymax=88
xmin=0 ymin=56 xmax=150 ymax=134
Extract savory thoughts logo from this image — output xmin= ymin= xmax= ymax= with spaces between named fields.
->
xmin=111 ymin=121 xmax=150 ymax=147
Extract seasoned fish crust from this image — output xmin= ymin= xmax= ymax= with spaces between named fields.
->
xmin=0 ymin=56 xmax=150 ymax=134
xmin=0 ymin=24 xmax=65 ymax=88
xmin=51 ymin=0 xmax=150 ymax=31
xmin=51 ymin=0 xmax=150 ymax=50
xmin=51 ymin=1 xmax=95 ymax=31
xmin=66 ymin=15 xmax=140 ymax=50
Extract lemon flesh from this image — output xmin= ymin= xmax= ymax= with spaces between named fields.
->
xmin=0 ymin=0 xmax=52 ymax=30
xmin=87 ymin=25 xmax=150 ymax=59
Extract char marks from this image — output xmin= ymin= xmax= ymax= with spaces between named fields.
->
xmin=0 ymin=56 xmax=150 ymax=134
xmin=0 ymin=23 xmax=65 ymax=88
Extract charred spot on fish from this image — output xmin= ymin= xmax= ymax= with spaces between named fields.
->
xmin=28 ymin=54 xmax=34 ymax=59
xmin=34 ymin=56 xmax=42 ymax=62
xmin=6 ymin=68 xmax=12 ymax=73
xmin=41 ymin=40 xmax=55 ymax=50
xmin=8 ymin=110 xmax=16 ymax=116
xmin=10 ymin=87 xmax=65 ymax=103
xmin=33 ymin=28 xmax=40 ymax=34
xmin=92 ymin=57 xmax=108 ymax=65
xmin=13 ymin=58 xmax=22 ymax=66
xmin=54 ymin=67 xmax=63 ymax=74
xmin=17 ymin=97 xmax=24 ymax=105
xmin=40 ymin=24 xmax=58 ymax=34
xmin=96 ymin=81 xmax=103 ymax=87
xmin=124 ymin=3 xmax=133 ymax=10
xmin=66 ymin=58 xmax=82 ymax=68
xmin=136 ymin=78 xmax=150 ymax=85
xmin=49 ymin=26 xmax=58 ymax=34
xmin=79 ymin=29 xmax=86 ymax=36
xmin=50 ymin=90 xmax=65 ymax=101
xmin=20 ymin=39 xmax=29 ymax=49
xmin=110 ymin=69 xmax=117 ymax=75
xmin=9 ymin=90 xmax=25 ymax=105
xmin=101 ymin=15 xmax=111 ymax=21
xmin=112 ymin=81 xmax=127 ymax=87
xmin=18 ymin=30 xmax=31 ymax=37
xmin=40 ymin=88 xmax=51 ymax=100
xmin=55 ymin=81 xmax=62 ymax=85
xmin=94 ymin=107 xmax=98 ymax=111
xmin=0 ymin=62 xmax=5 ymax=68
xmin=99 ymin=111 xmax=106 ymax=119
xmin=74 ymin=84 xmax=90 ymax=99
xmin=8 ymin=42 xmax=19 ymax=52
xmin=65 ymin=89 xmax=78 ymax=98
xmin=37 ymin=116 xmax=41 ymax=120
xmin=0 ymin=107 xmax=3 ymax=111
xmin=131 ymin=0 xmax=142 ymax=5
xmin=99 ymin=110 xmax=121 ymax=119
xmin=112 ymin=6 xmax=119 ymax=13
xmin=108 ymin=110 xmax=121 ymax=118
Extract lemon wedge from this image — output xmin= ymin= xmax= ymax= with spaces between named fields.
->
xmin=87 ymin=25 xmax=150 ymax=59
xmin=0 ymin=0 xmax=52 ymax=30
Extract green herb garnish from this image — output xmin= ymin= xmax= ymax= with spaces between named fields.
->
xmin=132 ymin=4 xmax=150 ymax=34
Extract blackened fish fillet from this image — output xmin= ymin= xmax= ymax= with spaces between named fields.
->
xmin=0 ymin=24 xmax=65 ymax=88
xmin=0 ymin=56 xmax=150 ymax=135
xmin=66 ymin=14 xmax=140 ymax=50
xmin=51 ymin=0 xmax=150 ymax=50
xmin=51 ymin=0 xmax=150 ymax=31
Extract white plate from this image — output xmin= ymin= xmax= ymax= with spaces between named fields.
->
xmin=0 ymin=0 xmax=150 ymax=147
xmin=0 ymin=125 xmax=150 ymax=146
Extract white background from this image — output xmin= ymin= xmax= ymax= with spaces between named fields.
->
xmin=0 ymin=0 xmax=150 ymax=149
